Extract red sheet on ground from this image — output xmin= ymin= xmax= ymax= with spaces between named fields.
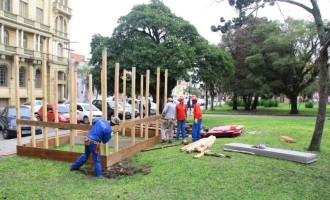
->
xmin=203 ymin=125 xmax=244 ymax=138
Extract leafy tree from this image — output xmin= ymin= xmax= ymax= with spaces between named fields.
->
xmin=192 ymin=40 xmax=233 ymax=110
xmin=245 ymin=18 xmax=319 ymax=114
xmin=89 ymin=0 xmax=202 ymax=108
xmin=216 ymin=0 xmax=329 ymax=151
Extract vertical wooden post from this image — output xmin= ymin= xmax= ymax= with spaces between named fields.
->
xmin=69 ymin=58 xmax=75 ymax=151
xmin=122 ymin=70 xmax=127 ymax=136
xmin=72 ymin=65 xmax=78 ymax=138
xmin=164 ymin=69 xmax=168 ymax=105
xmin=54 ymin=70 xmax=59 ymax=146
xmin=156 ymin=68 xmax=160 ymax=136
xmin=114 ymin=63 xmax=119 ymax=152
xmin=89 ymin=74 xmax=93 ymax=125
xmin=140 ymin=75 xmax=144 ymax=137
xmin=131 ymin=67 xmax=136 ymax=145
xmin=42 ymin=53 xmax=48 ymax=149
xmin=29 ymin=64 xmax=36 ymax=147
xmin=145 ymin=70 xmax=150 ymax=140
xmin=101 ymin=48 xmax=108 ymax=155
xmin=14 ymin=55 xmax=21 ymax=146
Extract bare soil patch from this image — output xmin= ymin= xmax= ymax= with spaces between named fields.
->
xmin=80 ymin=159 xmax=152 ymax=179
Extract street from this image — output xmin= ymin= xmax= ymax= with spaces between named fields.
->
xmin=0 ymin=128 xmax=70 ymax=157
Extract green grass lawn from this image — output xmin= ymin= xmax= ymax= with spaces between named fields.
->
xmin=1 ymin=115 xmax=330 ymax=199
xmin=203 ymin=102 xmax=330 ymax=117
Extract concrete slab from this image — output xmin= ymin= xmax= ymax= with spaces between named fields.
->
xmin=223 ymin=143 xmax=317 ymax=164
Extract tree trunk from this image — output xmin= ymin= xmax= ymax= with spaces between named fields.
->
xmin=251 ymin=95 xmax=259 ymax=109
xmin=308 ymin=52 xmax=328 ymax=151
xmin=205 ymin=86 xmax=208 ymax=110
xmin=243 ymin=95 xmax=252 ymax=110
xmin=289 ymin=95 xmax=299 ymax=114
xmin=232 ymin=93 xmax=238 ymax=110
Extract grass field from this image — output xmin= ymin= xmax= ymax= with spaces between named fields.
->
xmin=0 ymin=114 xmax=330 ymax=199
xmin=203 ymin=102 xmax=330 ymax=117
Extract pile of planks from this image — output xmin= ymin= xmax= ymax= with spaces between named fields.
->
xmin=180 ymin=136 xmax=216 ymax=153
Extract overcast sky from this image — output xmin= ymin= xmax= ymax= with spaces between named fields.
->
xmin=70 ymin=0 xmax=330 ymax=58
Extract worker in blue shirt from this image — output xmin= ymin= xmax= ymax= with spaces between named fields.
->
xmin=70 ymin=118 xmax=118 ymax=177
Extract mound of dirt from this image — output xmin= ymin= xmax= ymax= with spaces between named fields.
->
xmin=80 ymin=159 xmax=152 ymax=179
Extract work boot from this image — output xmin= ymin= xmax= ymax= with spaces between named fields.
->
xmin=161 ymin=139 xmax=167 ymax=144
xmin=168 ymin=140 xmax=172 ymax=144
xmin=70 ymin=167 xmax=78 ymax=171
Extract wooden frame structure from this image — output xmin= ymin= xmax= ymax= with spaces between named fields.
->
xmin=15 ymin=49 xmax=166 ymax=168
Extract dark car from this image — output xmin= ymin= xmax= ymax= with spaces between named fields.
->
xmin=0 ymin=105 xmax=42 ymax=139
xmin=92 ymin=99 xmax=131 ymax=120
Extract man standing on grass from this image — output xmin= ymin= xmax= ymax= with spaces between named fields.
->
xmin=70 ymin=118 xmax=118 ymax=177
xmin=191 ymin=96 xmax=202 ymax=142
xmin=176 ymin=97 xmax=187 ymax=143
xmin=161 ymin=98 xmax=176 ymax=144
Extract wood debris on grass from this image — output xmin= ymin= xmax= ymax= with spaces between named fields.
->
xmin=180 ymin=136 xmax=216 ymax=153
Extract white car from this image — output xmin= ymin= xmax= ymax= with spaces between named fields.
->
xmin=118 ymin=102 xmax=140 ymax=118
xmin=76 ymin=103 xmax=103 ymax=124
xmin=22 ymin=100 xmax=43 ymax=114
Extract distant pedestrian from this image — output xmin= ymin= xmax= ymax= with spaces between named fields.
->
xmin=161 ymin=98 xmax=176 ymax=143
xmin=187 ymin=98 xmax=191 ymax=115
xmin=191 ymin=97 xmax=202 ymax=142
xmin=176 ymin=97 xmax=187 ymax=143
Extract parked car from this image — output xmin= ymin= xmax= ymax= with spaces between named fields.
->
xmin=0 ymin=105 xmax=42 ymax=139
xmin=127 ymin=99 xmax=156 ymax=116
xmin=92 ymin=99 xmax=131 ymax=120
xmin=22 ymin=100 xmax=43 ymax=114
xmin=76 ymin=103 xmax=103 ymax=124
xmin=37 ymin=104 xmax=75 ymax=123
xmin=118 ymin=101 xmax=139 ymax=118
xmin=58 ymin=99 xmax=70 ymax=107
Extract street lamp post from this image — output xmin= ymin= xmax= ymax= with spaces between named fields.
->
xmin=63 ymin=41 xmax=78 ymax=99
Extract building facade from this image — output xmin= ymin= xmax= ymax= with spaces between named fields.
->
xmin=0 ymin=0 xmax=72 ymax=108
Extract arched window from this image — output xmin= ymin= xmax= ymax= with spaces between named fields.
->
xmin=0 ymin=64 xmax=8 ymax=86
xmin=35 ymin=69 xmax=41 ymax=88
xmin=1 ymin=0 xmax=11 ymax=11
xmin=57 ymin=43 xmax=63 ymax=57
xmin=19 ymin=67 xmax=26 ymax=87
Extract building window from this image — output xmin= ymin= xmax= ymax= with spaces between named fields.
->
xmin=0 ymin=30 xmax=9 ymax=44
xmin=36 ymin=8 xmax=43 ymax=23
xmin=0 ymin=64 xmax=8 ymax=86
xmin=19 ymin=33 xmax=27 ymax=48
xmin=35 ymin=69 xmax=41 ymax=88
xmin=1 ymin=0 xmax=11 ymax=11
xmin=57 ymin=43 xmax=63 ymax=57
xmin=19 ymin=1 xmax=28 ymax=18
xmin=55 ymin=16 xmax=67 ymax=33
xmin=19 ymin=67 xmax=26 ymax=87
xmin=58 ymin=71 xmax=64 ymax=81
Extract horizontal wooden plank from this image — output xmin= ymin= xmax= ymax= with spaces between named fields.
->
xmin=17 ymin=145 xmax=107 ymax=167
xmin=107 ymin=134 xmax=161 ymax=166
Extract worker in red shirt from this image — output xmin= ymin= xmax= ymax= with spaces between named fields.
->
xmin=191 ymin=96 xmax=202 ymax=142
xmin=176 ymin=97 xmax=187 ymax=143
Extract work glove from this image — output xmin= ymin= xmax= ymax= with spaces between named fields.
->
xmin=194 ymin=119 xmax=197 ymax=124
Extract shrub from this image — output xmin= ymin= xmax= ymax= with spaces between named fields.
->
xmin=305 ymin=102 xmax=314 ymax=108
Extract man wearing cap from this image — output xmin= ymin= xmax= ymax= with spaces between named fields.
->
xmin=176 ymin=97 xmax=187 ymax=143
xmin=161 ymin=97 xmax=176 ymax=143
xmin=70 ymin=119 xmax=115 ymax=177
xmin=191 ymin=96 xmax=202 ymax=142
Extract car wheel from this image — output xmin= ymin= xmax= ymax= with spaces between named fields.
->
xmin=83 ymin=116 xmax=89 ymax=124
xmin=2 ymin=128 xmax=11 ymax=139
xmin=36 ymin=129 xmax=42 ymax=135
xmin=35 ymin=115 xmax=41 ymax=121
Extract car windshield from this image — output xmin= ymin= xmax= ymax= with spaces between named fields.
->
xmin=35 ymin=100 xmax=42 ymax=105
xmin=82 ymin=104 xmax=99 ymax=111
xmin=108 ymin=101 xmax=123 ymax=109
xmin=58 ymin=105 xmax=69 ymax=113
xmin=8 ymin=107 xmax=31 ymax=117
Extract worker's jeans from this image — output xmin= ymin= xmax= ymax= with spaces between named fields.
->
xmin=192 ymin=119 xmax=202 ymax=142
xmin=176 ymin=120 xmax=186 ymax=140
xmin=71 ymin=141 xmax=102 ymax=177
xmin=161 ymin=122 xmax=174 ymax=141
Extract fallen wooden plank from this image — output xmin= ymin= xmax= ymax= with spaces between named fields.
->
xmin=223 ymin=143 xmax=317 ymax=164
xmin=141 ymin=143 xmax=182 ymax=152
xmin=193 ymin=150 xmax=211 ymax=159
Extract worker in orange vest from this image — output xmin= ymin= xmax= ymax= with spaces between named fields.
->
xmin=191 ymin=96 xmax=202 ymax=142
